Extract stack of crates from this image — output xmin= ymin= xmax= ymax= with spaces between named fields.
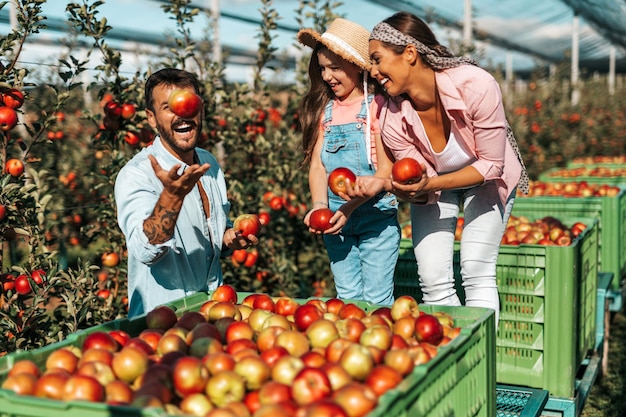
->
xmin=394 ymin=214 xmax=599 ymax=398
xmin=512 ymin=189 xmax=626 ymax=310
xmin=0 ymin=292 xmax=497 ymax=417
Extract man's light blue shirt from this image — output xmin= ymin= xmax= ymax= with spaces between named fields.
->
xmin=115 ymin=137 xmax=231 ymax=317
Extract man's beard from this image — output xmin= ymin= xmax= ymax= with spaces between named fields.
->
xmin=156 ymin=118 xmax=202 ymax=157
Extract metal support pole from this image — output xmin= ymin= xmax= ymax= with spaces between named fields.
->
xmin=571 ymin=13 xmax=580 ymax=106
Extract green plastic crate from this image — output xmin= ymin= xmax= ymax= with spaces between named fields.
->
xmin=394 ymin=216 xmax=599 ymax=398
xmin=0 ymin=293 xmax=496 ymax=417
xmin=538 ymin=167 xmax=626 ymax=186
xmin=513 ymin=189 xmax=626 ymax=290
xmin=567 ymin=162 xmax=626 ymax=170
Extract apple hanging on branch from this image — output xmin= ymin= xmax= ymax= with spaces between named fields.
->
xmin=0 ymin=106 xmax=18 ymax=132
xmin=328 ymin=167 xmax=356 ymax=195
xmin=392 ymin=157 xmax=423 ymax=184
xmin=168 ymin=89 xmax=202 ymax=119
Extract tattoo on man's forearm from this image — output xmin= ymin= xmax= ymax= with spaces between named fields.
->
xmin=144 ymin=202 xmax=179 ymax=244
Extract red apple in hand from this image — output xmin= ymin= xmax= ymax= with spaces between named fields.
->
xmin=392 ymin=157 xmax=423 ymax=184
xmin=309 ymin=208 xmax=334 ymax=232
xmin=328 ymin=167 xmax=356 ymax=195
xmin=168 ymin=89 xmax=202 ymax=118
xmin=233 ymin=214 xmax=261 ymax=237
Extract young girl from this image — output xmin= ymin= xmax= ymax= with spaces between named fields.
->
xmin=297 ymin=18 xmax=400 ymax=306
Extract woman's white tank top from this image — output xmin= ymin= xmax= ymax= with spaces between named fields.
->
xmin=431 ymin=131 xmax=476 ymax=174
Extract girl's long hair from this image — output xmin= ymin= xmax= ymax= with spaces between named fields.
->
xmin=298 ymin=45 xmax=383 ymax=166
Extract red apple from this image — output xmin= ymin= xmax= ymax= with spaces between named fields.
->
xmin=112 ymin=345 xmax=149 ymax=384
xmin=234 ymin=355 xmax=271 ymax=390
xmin=5 ymin=158 xmax=24 ymax=177
xmin=121 ymin=102 xmax=136 ymax=119
xmin=30 ymin=269 xmax=46 ymax=285
xmin=1 ymin=373 xmax=38 ymax=396
xmin=320 ymin=361 xmax=353 ymax=392
xmin=145 ymin=305 xmax=178 ymax=330
xmin=293 ymin=303 xmax=324 ymax=331
xmin=370 ymin=306 xmax=393 ymax=323
xmin=296 ymin=399 xmax=349 ymax=417
xmin=365 ymin=364 xmax=403 ymax=396
xmin=211 ymin=284 xmax=238 ymax=303
xmin=172 ymin=355 xmax=210 ymax=397
xmin=104 ymin=379 xmax=134 ymax=405
xmin=256 ymin=325 xmax=285 ymax=352
xmin=103 ymin=100 xmax=123 ymax=118
xmin=202 ymin=351 xmax=236 ymax=375
xmin=76 ymin=361 xmax=116 ymax=386
xmin=306 ymin=318 xmax=339 ymax=349
xmin=359 ymin=324 xmax=393 ymax=351
xmin=270 ymin=355 xmax=305 ymax=386
xmin=156 ymin=332 xmax=188 ymax=356
xmin=233 ymin=213 xmax=262 ymax=237
xmin=82 ymin=330 xmax=119 ymax=353
xmin=392 ymin=157 xmax=423 ymax=184
xmin=325 ymin=298 xmax=346 ymax=315
xmin=335 ymin=318 xmax=366 ymax=343
xmin=186 ymin=321 xmax=222 ymax=344
xmin=309 ymin=208 xmax=335 ymax=232
xmin=328 ymin=167 xmax=356 ymax=195
xmin=176 ymin=311 xmax=206 ymax=331
xmin=291 ymin=366 xmax=332 ymax=406
xmin=390 ymin=295 xmax=420 ymax=321
xmin=2 ymin=88 xmax=25 ymax=109
xmin=45 ymin=347 xmax=80 ymax=374
xmin=332 ymin=382 xmax=378 ymax=417
xmin=274 ymin=297 xmax=299 ymax=316
xmin=62 ymin=374 xmax=105 ymax=402
xmin=207 ymin=301 xmax=242 ymax=322
xmin=168 ymin=89 xmax=202 ymax=119
xmin=339 ymin=343 xmax=375 ymax=381
xmin=260 ymin=345 xmax=290 ymax=367
xmin=79 ymin=347 xmax=114 ymax=367
xmin=325 ymin=338 xmax=355 ymax=363
xmin=35 ymin=371 xmax=69 ymax=400
xmin=179 ymin=392 xmax=214 ymax=416
xmin=274 ymin=329 xmax=310 ymax=357
xmin=260 ymin=313 xmax=291 ymax=330
xmin=8 ymin=359 xmax=41 ymax=378
xmin=225 ymin=321 xmax=255 ymax=344
xmin=384 ymin=348 xmax=415 ymax=376
xmin=258 ymin=380 xmax=292 ymax=406
xmin=252 ymin=293 xmax=275 ymax=312
xmin=414 ymin=313 xmax=444 ymax=345
xmin=338 ymin=303 xmax=366 ymax=320
xmin=205 ymin=370 xmax=246 ymax=407
xmin=0 ymin=106 xmax=18 ymax=131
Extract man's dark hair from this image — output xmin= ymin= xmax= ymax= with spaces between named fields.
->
xmin=144 ymin=68 xmax=201 ymax=112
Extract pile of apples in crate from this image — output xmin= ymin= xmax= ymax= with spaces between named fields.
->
xmin=522 ymin=180 xmax=621 ymax=197
xmin=502 ymin=215 xmax=586 ymax=246
xmin=1 ymin=286 xmax=460 ymax=417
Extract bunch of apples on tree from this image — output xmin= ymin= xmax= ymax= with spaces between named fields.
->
xmin=2 ymin=285 xmax=461 ymax=417
xmin=0 ymin=87 xmax=23 ymax=133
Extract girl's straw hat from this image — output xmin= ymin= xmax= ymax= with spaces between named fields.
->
xmin=297 ymin=18 xmax=371 ymax=71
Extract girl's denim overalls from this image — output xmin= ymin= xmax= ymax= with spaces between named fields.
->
xmin=319 ymin=95 xmax=400 ymax=306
